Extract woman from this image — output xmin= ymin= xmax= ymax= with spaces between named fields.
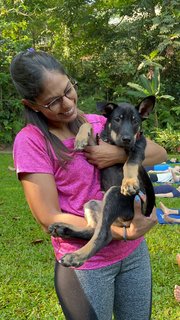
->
xmin=10 ymin=50 xmax=166 ymax=320
xmin=149 ymin=166 xmax=180 ymax=183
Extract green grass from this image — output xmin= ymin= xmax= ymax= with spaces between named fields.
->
xmin=0 ymin=153 xmax=180 ymax=319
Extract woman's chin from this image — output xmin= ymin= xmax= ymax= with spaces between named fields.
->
xmin=58 ymin=107 xmax=78 ymax=123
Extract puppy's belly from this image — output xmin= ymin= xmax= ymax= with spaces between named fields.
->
xmin=101 ymin=165 xmax=123 ymax=191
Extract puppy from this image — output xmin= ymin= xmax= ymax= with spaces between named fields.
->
xmin=49 ymin=96 xmax=156 ymax=267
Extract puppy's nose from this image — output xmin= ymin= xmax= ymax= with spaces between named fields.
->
xmin=122 ymin=136 xmax=131 ymax=143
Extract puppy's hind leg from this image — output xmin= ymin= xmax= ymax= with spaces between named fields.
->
xmin=60 ymin=192 xmax=117 ymax=268
xmin=48 ymin=222 xmax=94 ymax=240
xmin=48 ymin=200 xmax=102 ymax=240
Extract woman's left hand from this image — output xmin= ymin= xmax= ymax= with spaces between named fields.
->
xmin=126 ymin=199 xmax=158 ymax=240
xmin=111 ymin=198 xmax=157 ymax=240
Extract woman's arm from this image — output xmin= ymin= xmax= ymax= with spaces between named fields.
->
xmin=84 ymin=138 xmax=167 ymax=169
xmin=20 ymin=173 xmax=157 ymax=239
xmin=143 ymin=139 xmax=167 ymax=166
xmin=20 ymin=173 xmax=88 ymax=232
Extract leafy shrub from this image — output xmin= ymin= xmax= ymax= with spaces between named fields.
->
xmin=153 ymin=127 xmax=180 ymax=153
xmin=0 ymin=99 xmax=24 ymax=145
xmin=79 ymin=95 xmax=101 ymax=114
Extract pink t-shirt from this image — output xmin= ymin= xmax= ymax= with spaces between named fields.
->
xmin=13 ymin=114 xmax=143 ymax=269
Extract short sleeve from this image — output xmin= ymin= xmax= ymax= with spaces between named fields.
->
xmin=84 ymin=114 xmax=107 ymax=134
xmin=13 ymin=125 xmax=54 ymax=176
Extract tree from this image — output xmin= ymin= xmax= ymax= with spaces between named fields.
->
xmin=0 ymin=0 xmax=179 ymax=144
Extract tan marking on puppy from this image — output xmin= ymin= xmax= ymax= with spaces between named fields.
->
xmin=123 ymin=163 xmax=139 ymax=179
xmin=121 ymin=163 xmax=139 ymax=195
xmin=62 ymin=216 xmax=104 ymax=266
xmin=74 ymin=122 xmax=95 ymax=149
xmin=134 ymin=133 xmax=137 ymax=142
xmin=76 ymin=122 xmax=92 ymax=139
xmin=111 ymin=130 xmax=117 ymax=143
xmin=121 ymin=177 xmax=139 ymax=196
xmin=69 ymin=240 xmax=97 ymax=259
xmin=84 ymin=200 xmax=102 ymax=228
xmin=84 ymin=208 xmax=97 ymax=228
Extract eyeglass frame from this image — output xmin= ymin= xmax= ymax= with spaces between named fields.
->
xmin=28 ymin=77 xmax=78 ymax=111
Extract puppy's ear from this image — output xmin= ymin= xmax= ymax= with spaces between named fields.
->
xmin=136 ymin=96 xmax=155 ymax=119
xmin=96 ymin=101 xmax=118 ymax=117
xmin=96 ymin=101 xmax=108 ymax=112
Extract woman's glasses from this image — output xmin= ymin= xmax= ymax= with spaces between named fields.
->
xmin=30 ymin=78 xmax=78 ymax=112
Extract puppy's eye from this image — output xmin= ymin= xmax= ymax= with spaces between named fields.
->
xmin=132 ymin=116 xmax=137 ymax=122
xmin=114 ymin=117 xmax=121 ymax=122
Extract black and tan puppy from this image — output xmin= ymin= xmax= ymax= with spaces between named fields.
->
xmin=49 ymin=96 xmax=156 ymax=267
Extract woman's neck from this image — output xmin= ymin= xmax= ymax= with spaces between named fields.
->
xmin=49 ymin=125 xmax=75 ymax=140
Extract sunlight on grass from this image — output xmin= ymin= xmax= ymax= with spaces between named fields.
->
xmin=0 ymin=153 xmax=179 ymax=319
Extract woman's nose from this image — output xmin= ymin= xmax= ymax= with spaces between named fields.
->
xmin=60 ymin=96 xmax=73 ymax=110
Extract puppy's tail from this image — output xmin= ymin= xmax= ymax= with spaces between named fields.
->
xmin=139 ymin=167 xmax=156 ymax=216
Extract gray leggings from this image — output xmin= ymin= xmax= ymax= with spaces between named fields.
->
xmin=54 ymin=240 xmax=152 ymax=320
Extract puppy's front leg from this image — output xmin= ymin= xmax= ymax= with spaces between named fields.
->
xmin=121 ymin=163 xmax=139 ymax=195
xmin=74 ymin=123 xmax=95 ymax=150
xmin=121 ymin=136 xmax=146 ymax=196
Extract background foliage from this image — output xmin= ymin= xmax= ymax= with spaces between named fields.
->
xmin=0 ymin=0 xmax=180 ymax=149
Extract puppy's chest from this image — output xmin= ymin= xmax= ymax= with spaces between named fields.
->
xmin=100 ymin=165 xmax=124 ymax=191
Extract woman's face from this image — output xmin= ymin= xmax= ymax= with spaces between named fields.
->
xmin=31 ymin=71 xmax=78 ymax=127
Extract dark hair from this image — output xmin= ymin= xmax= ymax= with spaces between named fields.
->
xmin=10 ymin=50 xmax=86 ymax=164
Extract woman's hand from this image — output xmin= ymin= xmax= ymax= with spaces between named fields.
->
xmin=126 ymin=199 xmax=157 ymax=240
xmin=111 ymin=197 xmax=157 ymax=240
xmin=84 ymin=139 xmax=127 ymax=169
xmin=84 ymin=138 xmax=167 ymax=168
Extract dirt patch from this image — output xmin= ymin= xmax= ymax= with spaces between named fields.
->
xmin=0 ymin=144 xmax=13 ymax=153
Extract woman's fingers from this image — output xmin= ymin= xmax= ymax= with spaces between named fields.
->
xmin=148 ymin=206 xmax=158 ymax=223
xmin=134 ymin=195 xmax=157 ymax=224
xmin=133 ymin=197 xmax=143 ymax=216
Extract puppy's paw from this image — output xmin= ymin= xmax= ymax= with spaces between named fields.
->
xmin=74 ymin=136 xmax=90 ymax=150
xmin=121 ymin=178 xmax=139 ymax=196
xmin=74 ymin=123 xmax=92 ymax=150
xmin=60 ymin=253 xmax=84 ymax=268
xmin=48 ymin=223 xmax=73 ymax=238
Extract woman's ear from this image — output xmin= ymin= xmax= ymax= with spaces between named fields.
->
xmin=21 ymin=99 xmax=39 ymax=112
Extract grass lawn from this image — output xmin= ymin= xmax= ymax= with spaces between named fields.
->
xmin=0 ymin=153 xmax=179 ymax=319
